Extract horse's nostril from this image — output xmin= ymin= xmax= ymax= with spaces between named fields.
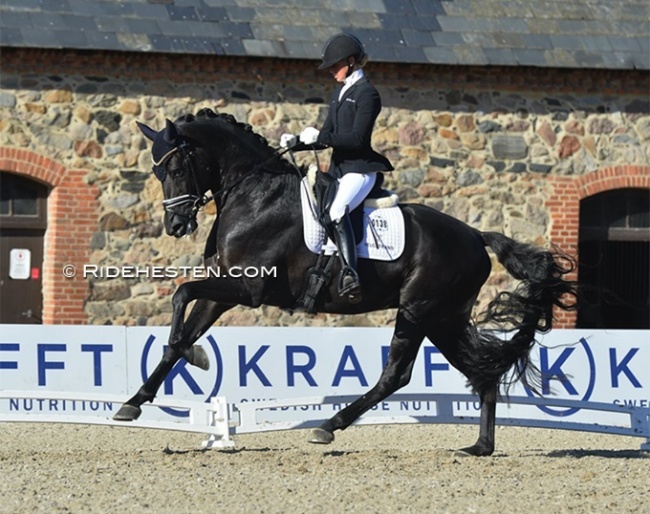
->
xmin=171 ymin=222 xmax=185 ymax=236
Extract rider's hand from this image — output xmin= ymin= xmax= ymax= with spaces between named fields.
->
xmin=299 ymin=127 xmax=320 ymax=145
xmin=280 ymin=133 xmax=298 ymax=149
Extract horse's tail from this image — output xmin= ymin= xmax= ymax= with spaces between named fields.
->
xmin=466 ymin=231 xmax=578 ymax=395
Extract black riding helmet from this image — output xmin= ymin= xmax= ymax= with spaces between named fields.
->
xmin=318 ymin=33 xmax=367 ymax=70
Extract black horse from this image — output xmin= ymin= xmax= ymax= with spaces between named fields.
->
xmin=114 ymin=108 xmax=576 ymax=456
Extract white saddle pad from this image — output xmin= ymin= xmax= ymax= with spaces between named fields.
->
xmin=300 ymin=178 xmax=405 ymax=261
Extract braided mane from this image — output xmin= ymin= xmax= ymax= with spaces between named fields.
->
xmin=175 ymin=108 xmax=300 ymax=176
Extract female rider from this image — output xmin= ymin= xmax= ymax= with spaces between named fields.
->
xmin=281 ymin=33 xmax=393 ymax=303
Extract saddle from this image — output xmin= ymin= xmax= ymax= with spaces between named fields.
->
xmin=312 ymin=168 xmax=398 ymax=242
xmin=297 ymin=168 xmax=401 ymax=313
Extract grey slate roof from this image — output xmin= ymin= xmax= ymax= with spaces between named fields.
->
xmin=1 ymin=0 xmax=648 ymax=70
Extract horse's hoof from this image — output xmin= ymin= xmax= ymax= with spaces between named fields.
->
xmin=113 ymin=404 xmax=142 ymax=422
xmin=456 ymin=445 xmax=493 ymax=457
xmin=308 ymin=428 xmax=334 ymax=444
xmin=186 ymin=345 xmax=210 ymax=371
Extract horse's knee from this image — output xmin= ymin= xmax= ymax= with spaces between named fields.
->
xmin=162 ymin=344 xmax=182 ymax=362
xmin=172 ymin=283 xmax=193 ymax=309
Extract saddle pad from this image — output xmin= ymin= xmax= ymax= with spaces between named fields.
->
xmin=300 ymin=178 xmax=405 ymax=261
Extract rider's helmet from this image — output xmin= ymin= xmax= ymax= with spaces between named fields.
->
xmin=318 ymin=33 xmax=367 ymax=70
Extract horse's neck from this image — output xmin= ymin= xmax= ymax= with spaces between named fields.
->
xmin=197 ymin=121 xmax=305 ymax=243
xmin=216 ymin=171 xmax=303 ymax=233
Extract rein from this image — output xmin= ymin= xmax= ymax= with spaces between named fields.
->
xmin=199 ymin=145 xmax=296 ymax=206
xmin=160 ymin=142 xmax=295 ymax=228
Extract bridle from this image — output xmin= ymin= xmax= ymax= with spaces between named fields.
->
xmin=153 ymin=138 xmax=297 ymax=233
xmin=152 ymin=141 xmax=208 ymax=234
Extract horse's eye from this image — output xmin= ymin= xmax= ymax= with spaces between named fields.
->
xmin=170 ymin=166 xmax=184 ymax=178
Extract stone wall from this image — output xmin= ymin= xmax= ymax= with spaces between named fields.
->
xmin=1 ymin=49 xmax=648 ymax=326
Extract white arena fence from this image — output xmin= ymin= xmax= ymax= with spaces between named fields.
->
xmin=0 ymin=326 xmax=648 ymax=450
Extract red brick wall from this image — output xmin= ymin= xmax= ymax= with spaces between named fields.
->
xmin=0 ymin=147 xmax=99 ymax=324
xmin=547 ymin=165 xmax=650 ymax=327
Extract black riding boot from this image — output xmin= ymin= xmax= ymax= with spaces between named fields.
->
xmin=331 ymin=214 xmax=362 ymax=303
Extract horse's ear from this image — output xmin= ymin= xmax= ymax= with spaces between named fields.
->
xmin=163 ymin=119 xmax=180 ymax=144
xmin=136 ymin=121 xmax=158 ymax=142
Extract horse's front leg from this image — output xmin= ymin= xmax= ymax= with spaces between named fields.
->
xmin=113 ymin=292 xmax=233 ymax=421
xmin=310 ymin=310 xmax=426 ymax=444
xmin=113 ymin=338 xmax=185 ymax=421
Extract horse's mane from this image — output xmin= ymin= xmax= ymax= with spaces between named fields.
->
xmin=175 ymin=108 xmax=269 ymax=148
xmin=175 ymin=108 xmax=301 ymax=176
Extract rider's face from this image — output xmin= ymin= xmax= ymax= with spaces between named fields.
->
xmin=329 ymin=58 xmax=353 ymax=82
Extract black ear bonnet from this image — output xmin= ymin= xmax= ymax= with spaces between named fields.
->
xmin=137 ymin=119 xmax=182 ymax=181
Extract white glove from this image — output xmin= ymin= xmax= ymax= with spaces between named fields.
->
xmin=280 ymin=133 xmax=297 ymax=149
xmin=300 ymin=127 xmax=320 ymax=145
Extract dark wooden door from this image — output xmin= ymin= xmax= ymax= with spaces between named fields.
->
xmin=0 ymin=172 xmax=48 ymax=324
xmin=577 ymin=188 xmax=650 ymax=329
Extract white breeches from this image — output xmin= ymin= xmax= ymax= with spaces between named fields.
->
xmin=329 ymin=172 xmax=377 ymax=223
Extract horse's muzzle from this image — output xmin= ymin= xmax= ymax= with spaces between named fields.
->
xmin=168 ymin=214 xmax=198 ymax=238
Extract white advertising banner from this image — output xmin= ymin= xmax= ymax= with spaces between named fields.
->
xmin=0 ymin=326 xmax=647 ymax=431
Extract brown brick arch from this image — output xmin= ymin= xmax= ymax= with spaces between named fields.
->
xmin=0 ymin=147 xmax=99 ymax=324
xmin=547 ymin=165 xmax=650 ymax=327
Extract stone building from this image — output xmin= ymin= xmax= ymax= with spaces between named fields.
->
xmin=0 ymin=0 xmax=648 ymax=328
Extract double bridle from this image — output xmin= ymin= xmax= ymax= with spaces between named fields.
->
xmin=152 ymin=141 xmax=209 ymax=234
xmin=153 ymin=139 xmax=297 ymax=233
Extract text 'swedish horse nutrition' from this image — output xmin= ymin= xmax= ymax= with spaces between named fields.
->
xmin=114 ymin=109 xmax=577 ymax=456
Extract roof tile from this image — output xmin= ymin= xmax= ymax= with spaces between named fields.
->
xmin=550 ymin=35 xmax=587 ymax=51
xmin=607 ymin=36 xmax=642 ymax=53
xmin=483 ymin=47 xmax=516 ymax=66
xmin=53 ymin=29 xmax=88 ymax=48
xmin=512 ymin=48 xmax=548 ymax=67
xmin=392 ymin=44 xmax=427 ymax=62
xmin=453 ymin=45 xmax=489 ymax=65
xmin=432 ymin=32 xmax=464 ymax=47
xmin=0 ymin=0 xmax=645 ymax=70
xmin=382 ymin=0 xmax=415 ymax=15
xmin=166 ymin=6 xmax=199 ymax=22
xmin=423 ymin=46 xmax=459 ymax=65
xmin=412 ymin=0 xmax=445 ymax=16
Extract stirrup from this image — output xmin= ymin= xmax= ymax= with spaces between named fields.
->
xmin=338 ymin=267 xmax=362 ymax=303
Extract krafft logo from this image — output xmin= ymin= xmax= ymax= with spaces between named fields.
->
xmin=523 ymin=337 xmax=643 ymax=417
xmin=140 ymin=334 xmax=223 ymax=417
xmin=524 ymin=337 xmax=596 ymax=416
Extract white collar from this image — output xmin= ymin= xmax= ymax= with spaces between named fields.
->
xmin=343 ymin=68 xmax=365 ymax=88
xmin=339 ymin=69 xmax=365 ymax=101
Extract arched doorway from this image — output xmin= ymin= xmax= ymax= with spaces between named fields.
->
xmin=0 ymin=172 xmax=49 ymax=323
xmin=577 ymin=188 xmax=649 ymax=329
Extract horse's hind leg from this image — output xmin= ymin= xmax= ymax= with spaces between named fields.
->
xmin=310 ymin=309 xmax=425 ymax=444
xmin=427 ymin=321 xmax=498 ymax=456
xmin=459 ymin=384 xmax=497 ymax=456
xmin=113 ymin=300 xmax=232 ymax=421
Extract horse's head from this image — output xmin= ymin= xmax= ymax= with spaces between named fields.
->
xmin=137 ymin=119 xmax=205 ymax=237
